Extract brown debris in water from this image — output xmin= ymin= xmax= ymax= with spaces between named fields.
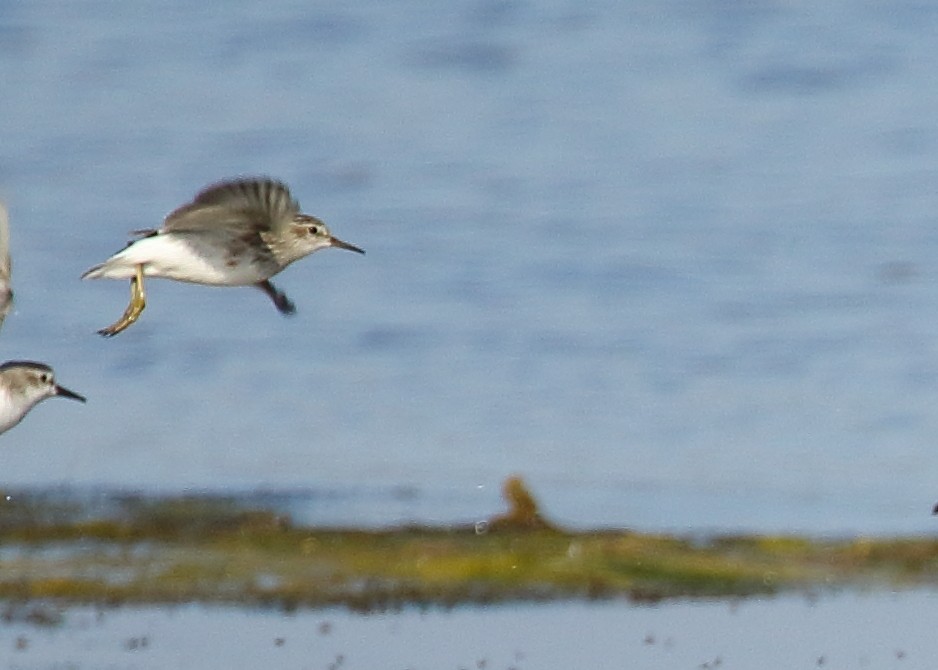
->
xmin=487 ymin=476 xmax=556 ymax=531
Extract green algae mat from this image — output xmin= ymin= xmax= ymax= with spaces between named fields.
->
xmin=1 ymin=477 xmax=937 ymax=610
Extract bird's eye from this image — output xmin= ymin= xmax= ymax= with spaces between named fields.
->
xmin=40 ymin=374 xmax=50 ymax=384
xmin=309 ymin=226 xmax=320 ymax=235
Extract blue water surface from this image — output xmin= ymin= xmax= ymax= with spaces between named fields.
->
xmin=2 ymin=0 xmax=938 ymax=534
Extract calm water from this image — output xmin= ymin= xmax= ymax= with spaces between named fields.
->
xmin=5 ymin=592 xmax=938 ymax=669
xmin=3 ymin=0 xmax=938 ymax=534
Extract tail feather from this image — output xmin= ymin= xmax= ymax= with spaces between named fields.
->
xmin=81 ymin=263 xmax=107 ymax=280
xmin=83 ymin=233 xmax=151 ymax=280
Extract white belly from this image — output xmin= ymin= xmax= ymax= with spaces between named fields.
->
xmin=90 ymin=234 xmax=272 ymax=286
xmin=0 ymin=388 xmax=29 ymax=434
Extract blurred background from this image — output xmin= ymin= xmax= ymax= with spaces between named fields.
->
xmin=2 ymin=0 xmax=938 ymax=535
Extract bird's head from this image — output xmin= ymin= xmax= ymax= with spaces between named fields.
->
xmin=2 ymin=362 xmax=87 ymax=406
xmin=285 ymin=214 xmax=365 ymax=262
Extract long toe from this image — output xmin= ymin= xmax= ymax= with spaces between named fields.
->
xmin=97 ymin=311 xmax=140 ymax=337
xmin=256 ymin=280 xmax=296 ymax=315
xmin=275 ymin=294 xmax=296 ymax=316
xmin=97 ymin=323 xmax=124 ymax=337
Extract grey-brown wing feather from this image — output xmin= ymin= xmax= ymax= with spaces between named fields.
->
xmin=0 ymin=201 xmax=10 ymax=283
xmin=162 ymin=178 xmax=300 ymax=234
xmin=0 ymin=201 xmax=12 ymax=331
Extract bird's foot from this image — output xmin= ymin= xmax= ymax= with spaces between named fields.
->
xmin=98 ymin=266 xmax=147 ymax=337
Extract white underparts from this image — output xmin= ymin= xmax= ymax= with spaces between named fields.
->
xmin=82 ymin=234 xmax=270 ymax=286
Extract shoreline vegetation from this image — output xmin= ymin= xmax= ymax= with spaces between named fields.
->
xmin=1 ymin=477 xmax=937 ymax=612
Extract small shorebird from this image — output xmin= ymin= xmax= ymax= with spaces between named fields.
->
xmin=82 ymin=177 xmax=364 ymax=336
xmin=0 ymin=361 xmax=85 ymax=435
xmin=0 ymin=202 xmax=13 ymax=330
xmin=0 ymin=207 xmax=83 ymax=435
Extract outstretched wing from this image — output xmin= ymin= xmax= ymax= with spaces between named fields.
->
xmin=163 ymin=178 xmax=300 ymax=235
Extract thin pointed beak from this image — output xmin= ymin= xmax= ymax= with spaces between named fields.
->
xmin=329 ymin=236 xmax=365 ymax=255
xmin=55 ymin=384 xmax=86 ymax=403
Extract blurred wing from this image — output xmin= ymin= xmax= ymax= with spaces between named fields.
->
xmin=162 ymin=204 xmax=263 ymax=234
xmin=0 ymin=201 xmax=9 ymax=278
xmin=0 ymin=202 xmax=12 ymax=331
xmin=163 ymin=178 xmax=300 ymax=234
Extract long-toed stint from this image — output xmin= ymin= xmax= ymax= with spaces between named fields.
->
xmin=0 ymin=202 xmax=13 ymax=330
xmin=82 ymin=177 xmax=365 ymax=336
xmin=0 ymin=207 xmax=82 ymax=435
xmin=0 ymin=361 xmax=85 ymax=435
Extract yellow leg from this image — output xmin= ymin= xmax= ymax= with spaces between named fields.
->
xmin=98 ymin=264 xmax=147 ymax=337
